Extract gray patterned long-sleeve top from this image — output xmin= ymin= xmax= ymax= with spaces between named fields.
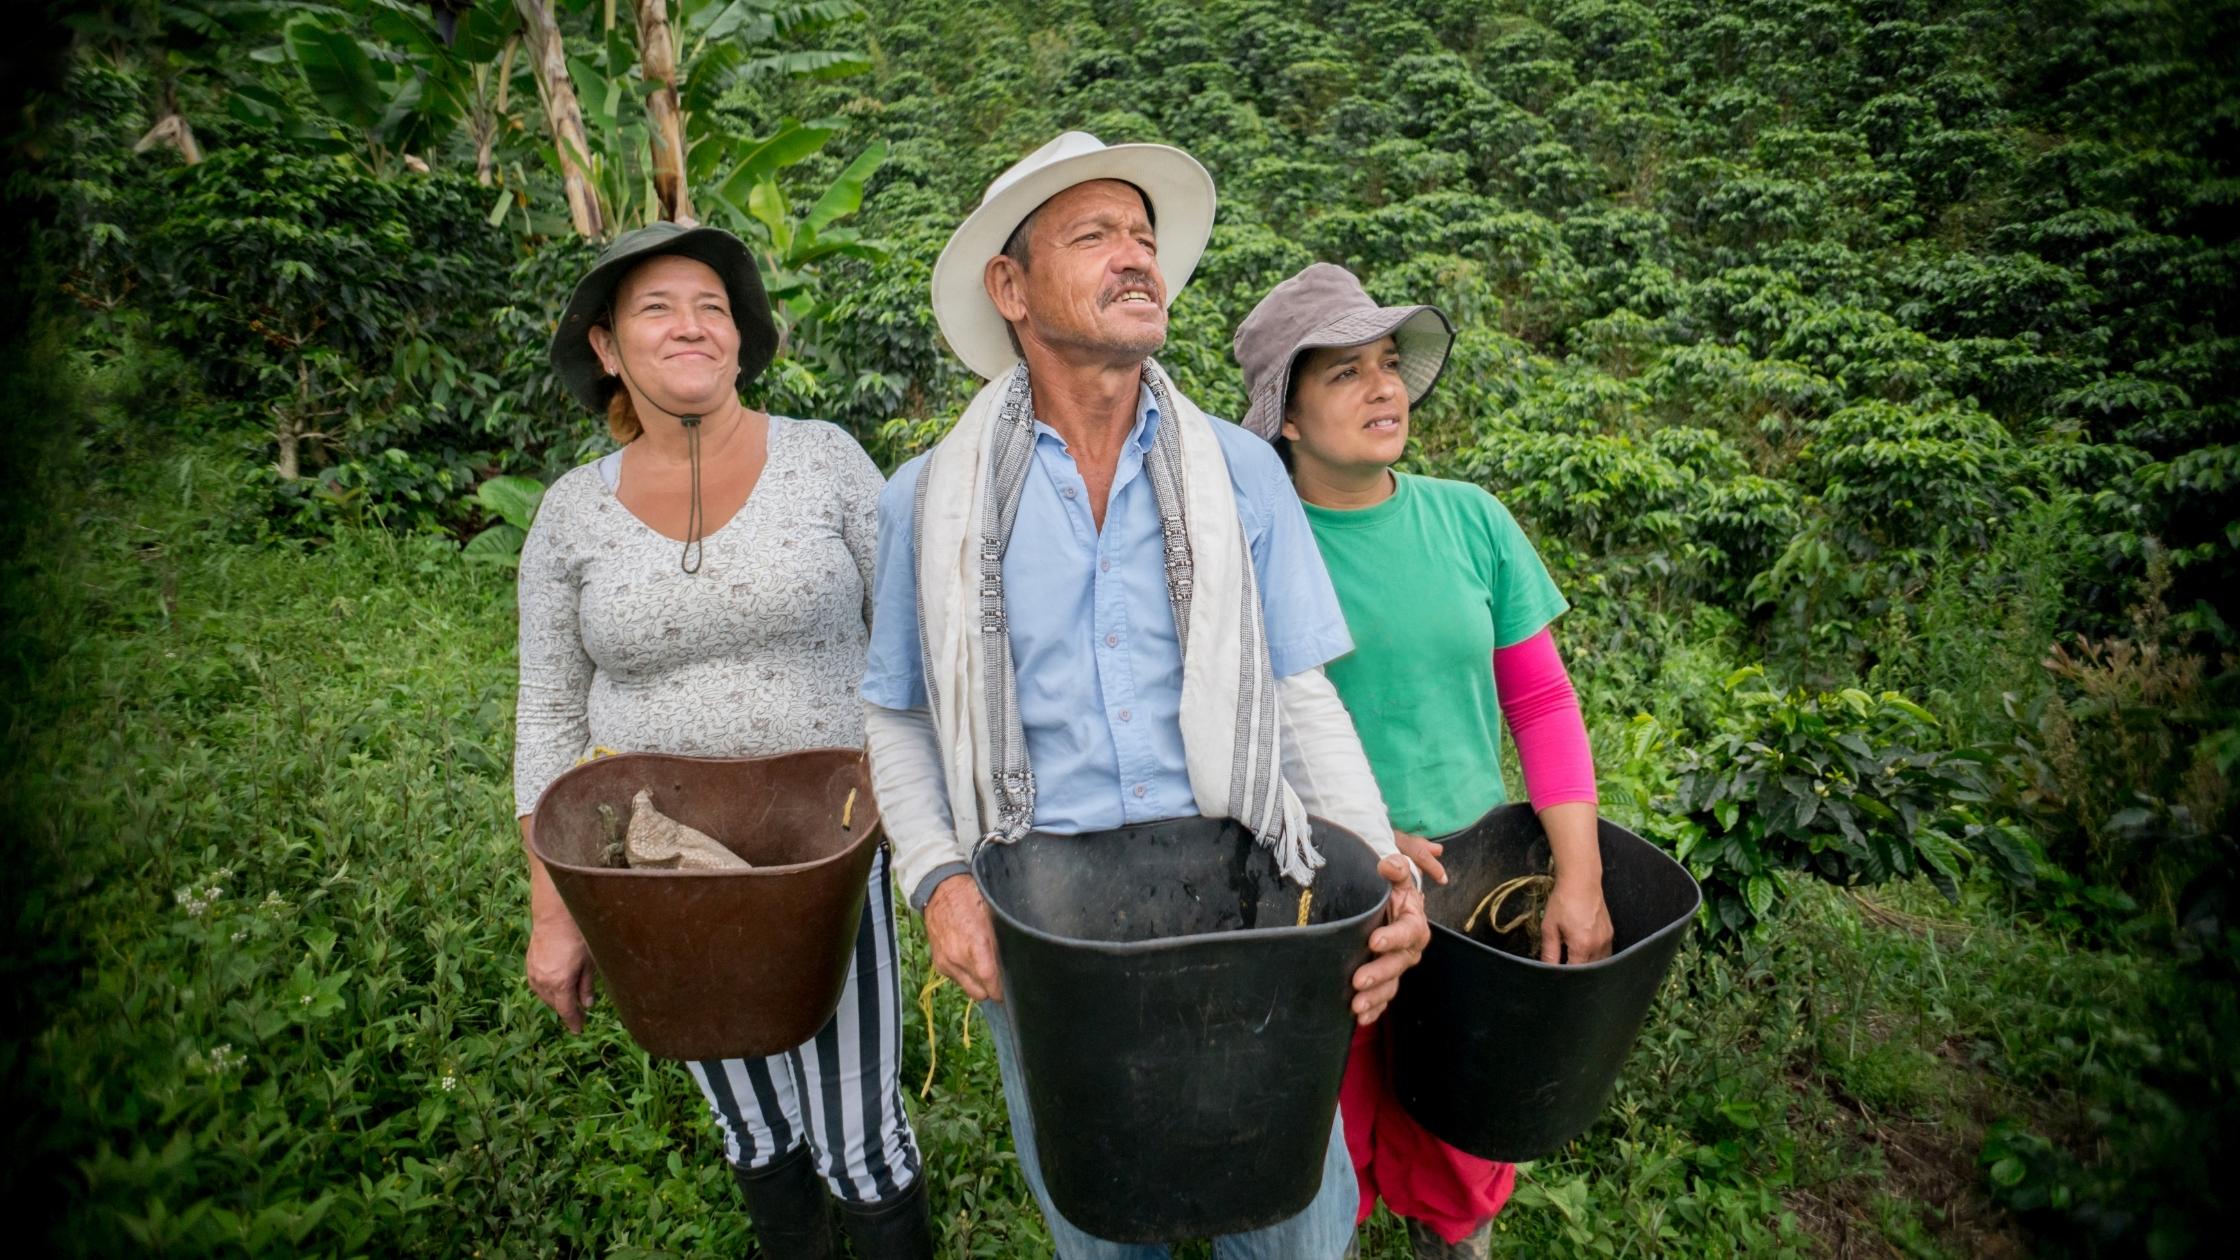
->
xmin=513 ymin=416 xmax=885 ymax=816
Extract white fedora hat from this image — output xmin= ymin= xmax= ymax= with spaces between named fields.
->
xmin=931 ymin=131 xmax=1217 ymax=380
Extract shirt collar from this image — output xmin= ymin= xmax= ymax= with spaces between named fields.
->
xmin=1031 ymin=381 xmax=1161 ymax=453
xmin=1131 ymin=382 xmax=1161 ymax=451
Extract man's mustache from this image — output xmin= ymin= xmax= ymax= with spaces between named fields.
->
xmin=1099 ymin=272 xmax=1162 ymax=306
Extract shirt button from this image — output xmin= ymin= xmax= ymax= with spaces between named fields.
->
xmin=1063 ymin=486 xmax=1078 ymax=499
xmin=1134 ymin=784 xmax=1147 ymax=798
xmin=1099 ymin=558 xmax=1111 ymax=572
xmin=1105 ymin=632 xmax=1119 ymax=647
xmin=1118 ymin=708 xmax=1132 ymax=722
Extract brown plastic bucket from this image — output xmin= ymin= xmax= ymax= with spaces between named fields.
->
xmin=528 ymin=749 xmax=881 ymax=1061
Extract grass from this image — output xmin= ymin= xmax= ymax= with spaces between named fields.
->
xmin=0 ymin=382 xmax=2215 ymax=1255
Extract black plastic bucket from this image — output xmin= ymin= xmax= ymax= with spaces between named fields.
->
xmin=974 ymin=816 xmax=1390 ymax=1243
xmin=1386 ymin=804 xmax=1699 ymax=1163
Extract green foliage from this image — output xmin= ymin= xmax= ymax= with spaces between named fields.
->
xmin=463 ymin=475 xmax=547 ymax=565
xmin=1999 ymin=558 xmax=2239 ymax=942
xmin=1668 ymin=672 xmax=2038 ymax=935
xmin=548 ymin=0 xmax=893 ymax=348
xmin=678 ymin=0 xmax=875 ymax=95
xmin=20 ymin=0 xmax=2240 ymax=1254
xmin=75 ymin=141 xmax=520 ymax=530
xmin=68 ymin=0 xmax=2237 ymax=623
xmin=726 ymin=131 xmax=890 ymax=318
xmin=1967 ymin=948 xmax=2240 ymax=1259
xmin=0 ymin=402 xmax=2095 ymax=1258
xmin=280 ymin=16 xmax=452 ymax=174
xmin=0 ymin=388 xmax=1046 ymax=1255
xmin=1864 ymin=496 xmax=2090 ymax=743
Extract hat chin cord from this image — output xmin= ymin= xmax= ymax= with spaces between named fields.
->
xmin=610 ymin=345 xmax=714 ymax=575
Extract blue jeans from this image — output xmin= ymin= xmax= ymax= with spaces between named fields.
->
xmin=978 ymin=1000 xmax=1359 ymax=1260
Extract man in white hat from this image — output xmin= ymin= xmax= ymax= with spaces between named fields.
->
xmin=860 ymin=132 xmax=1429 ymax=1256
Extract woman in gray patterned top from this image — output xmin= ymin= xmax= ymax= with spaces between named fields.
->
xmin=513 ymin=223 xmax=931 ymax=1258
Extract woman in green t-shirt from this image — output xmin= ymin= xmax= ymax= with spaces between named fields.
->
xmin=1233 ymin=263 xmax=1613 ymax=1260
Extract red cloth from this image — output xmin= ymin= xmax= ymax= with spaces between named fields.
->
xmin=1340 ymin=1020 xmax=1515 ymax=1242
xmin=1492 ymin=627 xmax=1597 ymax=811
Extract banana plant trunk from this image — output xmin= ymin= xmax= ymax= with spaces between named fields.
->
xmin=634 ymin=0 xmax=692 ymax=223
xmin=472 ymin=37 xmax=520 ymax=187
xmin=514 ymin=0 xmax=606 ymax=240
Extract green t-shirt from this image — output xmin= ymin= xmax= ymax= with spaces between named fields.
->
xmin=1302 ymin=472 xmax=1569 ymax=837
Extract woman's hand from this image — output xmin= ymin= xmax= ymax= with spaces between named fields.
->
xmin=1392 ymin=829 xmax=1447 ymax=885
xmin=1537 ymin=800 xmax=1613 ymax=964
xmin=527 ymin=914 xmax=600 ymax=1032
xmin=1350 ymin=854 xmax=1432 ymax=1025
xmin=1538 ymin=869 xmax=1614 ymax=964
xmin=521 ymin=816 xmax=598 ymax=1032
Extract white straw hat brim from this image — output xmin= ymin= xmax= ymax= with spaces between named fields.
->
xmin=932 ymin=141 xmax=1217 ymax=381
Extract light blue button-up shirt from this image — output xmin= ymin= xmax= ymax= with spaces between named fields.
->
xmin=862 ymin=386 xmax=1352 ymax=901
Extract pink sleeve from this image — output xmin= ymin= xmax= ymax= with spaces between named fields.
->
xmin=1492 ymin=627 xmax=1598 ymax=810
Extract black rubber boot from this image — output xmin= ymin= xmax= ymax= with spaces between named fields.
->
xmin=732 ymin=1145 xmax=839 ymax=1260
xmin=834 ymin=1175 xmax=935 ymax=1259
xmin=1407 ymin=1217 xmax=1493 ymax=1260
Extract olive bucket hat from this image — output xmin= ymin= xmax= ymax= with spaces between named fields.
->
xmin=1231 ymin=263 xmax=1455 ymax=440
xmin=549 ymin=222 xmax=778 ymax=412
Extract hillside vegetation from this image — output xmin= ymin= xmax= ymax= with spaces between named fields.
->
xmin=4 ymin=0 xmax=2234 ymax=1255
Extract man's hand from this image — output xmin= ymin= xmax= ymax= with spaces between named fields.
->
xmin=925 ymin=874 xmax=1004 ymax=1001
xmin=1350 ymin=853 xmax=1431 ymax=1025
xmin=526 ymin=915 xmax=599 ymax=1033
xmin=1539 ymin=874 xmax=1614 ymax=964
xmin=1392 ymin=829 xmax=1447 ymax=885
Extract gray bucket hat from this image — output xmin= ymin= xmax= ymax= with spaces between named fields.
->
xmin=549 ymin=222 xmax=778 ymax=412
xmin=1231 ymin=263 xmax=1455 ymax=440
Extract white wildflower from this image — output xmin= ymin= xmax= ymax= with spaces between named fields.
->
xmin=441 ymin=1074 xmax=458 ymax=1092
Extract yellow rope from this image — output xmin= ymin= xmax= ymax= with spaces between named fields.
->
xmin=841 ymin=787 xmax=858 ymax=830
xmin=916 ymin=967 xmax=944 ymax=1099
xmin=1294 ymin=886 xmax=1314 ymax=927
xmin=916 ymin=966 xmax=973 ymax=1099
xmin=1464 ymin=873 xmax=1555 ymax=938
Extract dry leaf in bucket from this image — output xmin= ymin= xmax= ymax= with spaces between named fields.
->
xmin=596 ymin=803 xmax=629 ymax=868
xmin=624 ymin=788 xmax=751 ymax=870
xmin=1463 ymin=873 xmax=1554 ymax=956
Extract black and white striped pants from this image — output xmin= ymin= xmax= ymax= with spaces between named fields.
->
xmin=686 ymin=846 xmax=922 ymax=1205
